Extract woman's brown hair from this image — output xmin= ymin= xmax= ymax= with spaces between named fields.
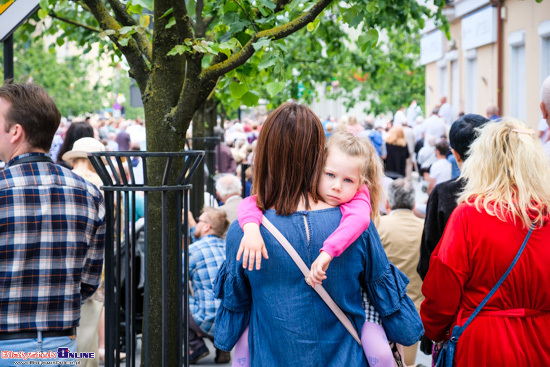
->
xmin=253 ymin=103 xmax=325 ymax=215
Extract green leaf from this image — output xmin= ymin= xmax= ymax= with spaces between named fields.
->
xmin=119 ymin=26 xmax=134 ymax=35
xmin=167 ymin=45 xmax=190 ymax=56
xmin=253 ymin=37 xmax=271 ymax=51
xmin=266 ymin=82 xmax=285 ymax=97
xmin=229 ymin=82 xmax=248 ymax=99
xmin=165 ymin=17 xmax=176 ymax=29
xmin=127 ymin=4 xmax=143 ymax=14
xmin=130 ymin=0 xmax=153 ymax=11
xmin=37 ymin=8 xmax=48 ymax=20
xmin=241 ymin=91 xmax=260 ymax=106
xmin=223 ymin=2 xmax=238 ymax=13
xmin=367 ymin=2 xmax=377 ymax=13
xmin=258 ymin=56 xmax=277 ymax=70
xmin=39 ymin=0 xmax=48 ymax=10
xmin=99 ymin=29 xmax=116 ymax=38
xmin=159 ymin=8 xmax=173 ymax=19
xmin=118 ymin=37 xmax=130 ymax=47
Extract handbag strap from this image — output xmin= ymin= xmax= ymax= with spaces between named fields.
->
xmin=261 ymin=215 xmax=362 ymax=345
xmin=452 ymin=225 xmax=535 ymax=340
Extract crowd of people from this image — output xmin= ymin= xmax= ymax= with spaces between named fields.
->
xmin=1 ymin=76 xmax=549 ymax=367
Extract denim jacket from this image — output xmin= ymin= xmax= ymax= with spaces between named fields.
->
xmin=214 ymin=207 xmax=421 ymax=367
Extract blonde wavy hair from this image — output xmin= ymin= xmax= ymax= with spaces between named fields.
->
xmin=458 ymin=118 xmax=550 ymax=228
xmin=385 ymin=125 xmax=407 ymax=147
xmin=325 ymin=132 xmax=384 ymax=224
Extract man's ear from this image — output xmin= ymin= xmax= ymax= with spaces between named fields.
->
xmin=452 ymin=150 xmax=463 ymax=165
xmin=541 ymin=102 xmax=549 ymax=120
xmin=9 ymin=124 xmax=25 ymax=144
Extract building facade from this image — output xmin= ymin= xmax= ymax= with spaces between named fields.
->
xmin=421 ymin=0 xmax=550 ymax=127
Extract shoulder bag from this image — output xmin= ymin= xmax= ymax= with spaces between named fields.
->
xmin=435 ymin=225 xmax=535 ymax=367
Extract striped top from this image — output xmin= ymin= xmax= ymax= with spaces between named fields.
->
xmin=0 ymin=153 xmax=106 ymax=332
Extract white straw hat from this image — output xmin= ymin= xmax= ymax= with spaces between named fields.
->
xmin=62 ymin=137 xmax=105 ymax=162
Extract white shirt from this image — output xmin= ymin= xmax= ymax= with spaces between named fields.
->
xmin=394 ymin=110 xmax=406 ymax=126
xmin=406 ymin=103 xmax=421 ymax=127
xmin=429 ymin=158 xmax=452 ymax=186
xmin=423 ymin=114 xmax=447 ymax=142
xmin=438 ymin=102 xmax=453 ymax=126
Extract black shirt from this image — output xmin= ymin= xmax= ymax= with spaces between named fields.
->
xmin=417 ymin=177 xmax=466 ymax=280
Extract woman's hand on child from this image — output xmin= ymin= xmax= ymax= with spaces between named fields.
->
xmin=308 ymin=251 xmax=333 ymax=288
xmin=237 ymin=223 xmax=269 ymax=271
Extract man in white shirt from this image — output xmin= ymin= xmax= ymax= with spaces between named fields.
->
xmin=423 ymin=107 xmax=447 ymax=143
xmin=406 ymin=100 xmax=422 ymax=127
xmin=427 ymin=141 xmax=451 ymax=194
xmin=438 ymin=96 xmax=453 ymax=127
xmin=541 ymin=76 xmax=550 ymax=160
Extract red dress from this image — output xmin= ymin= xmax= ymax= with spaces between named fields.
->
xmin=421 ymin=203 xmax=550 ymax=366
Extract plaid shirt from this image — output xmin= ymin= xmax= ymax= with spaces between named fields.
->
xmin=0 ymin=153 xmax=106 ymax=332
xmin=184 ymin=234 xmax=226 ymax=336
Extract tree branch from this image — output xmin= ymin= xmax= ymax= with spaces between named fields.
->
xmin=274 ymin=0 xmax=293 ymax=13
xmin=106 ymin=0 xmax=152 ymax=62
xmin=48 ymin=11 xmax=102 ymax=32
xmin=201 ymin=0 xmax=333 ymax=81
xmin=81 ymin=0 xmax=150 ymax=92
xmin=233 ymin=0 xmax=258 ymax=33
xmin=171 ymin=1 xmax=195 ymax=41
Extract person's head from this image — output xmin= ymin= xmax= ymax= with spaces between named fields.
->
xmin=541 ymin=75 xmax=550 ymax=125
xmin=319 ymin=132 xmax=383 ymax=222
xmin=434 ymin=141 xmax=449 ymax=158
xmin=215 ymin=174 xmax=242 ymax=202
xmin=440 ymin=96 xmax=447 ymax=104
xmin=458 ymin=119 xmax=550 ymax=228
xmin=253 ymin=102 xmax=325 ymax=215
xmin=194 ymin=207 xmax=230 ymax=239
xmin=431 ymin=106 xmax=440 ymax=115
xmin=385 ymin=125 xmax=407 ymax=147
xmin=57 ymin=121 xmax=94 ymax=163
xmin=61 ymin=137 xmax=105 ymax=168
xmin=486 ymin=104 xmax=499 ymax=118
xmin=386 ymin=178 xmax=415 ymax=211
xmin=0 ymin=82 xmax=60 ymax=161
xmin=449 ymin=114 xmax=489 ymax=165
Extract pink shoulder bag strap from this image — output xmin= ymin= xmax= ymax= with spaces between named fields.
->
xmin=261 ymin=215 xmax=362 ymax=345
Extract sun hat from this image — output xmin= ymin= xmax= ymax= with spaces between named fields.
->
xmin=62 ymin=137 xmax=105 ymax=162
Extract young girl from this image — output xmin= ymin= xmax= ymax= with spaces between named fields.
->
xmin=233 ymin=132 xmax=397 ymax=367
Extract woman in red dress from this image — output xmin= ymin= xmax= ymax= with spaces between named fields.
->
xmin=421 ymin=118 xmax=550 ymax=366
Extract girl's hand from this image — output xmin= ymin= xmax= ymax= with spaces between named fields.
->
xmin=308 ymin=251 xmax=332 ymax=288
xmin=237 ymin=223 xmax=269 ymax=271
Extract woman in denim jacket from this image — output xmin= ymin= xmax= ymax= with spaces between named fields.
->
xmin=214 ymin=103 xmax=421 ymax=366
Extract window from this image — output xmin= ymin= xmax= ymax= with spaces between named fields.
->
xmin=438 ymin=65 xmax=448 ymax=99
xmin=540 ymin=20 xmax=550 ymax=85
xmin=465 ymin=56 xmax=478 ymax=114
xmin=509 ymin=31 xmax=526 ymax=121
xmin=451 ymin=60 xmax=460 ymax=116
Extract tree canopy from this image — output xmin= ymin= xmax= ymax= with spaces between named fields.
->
xmin=5 ymin=0 xmax=446 ymax=152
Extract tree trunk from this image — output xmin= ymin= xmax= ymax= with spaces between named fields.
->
xmin=141 ymin=75 xmax=189 ymax=366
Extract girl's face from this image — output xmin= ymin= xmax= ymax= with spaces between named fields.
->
xmin=318 ymin=147 xmax=363 ymax=206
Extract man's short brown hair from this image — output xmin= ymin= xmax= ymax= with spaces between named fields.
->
xmin=202 ymin=207 xmax=229 ymax=238
xmin=0 ymin=82 xmax=61 ymax=151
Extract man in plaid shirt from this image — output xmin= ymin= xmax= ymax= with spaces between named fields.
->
xmin=0 ymin=83 xmax=105 ymax=361
xmin=186 ymin=207 xmax=228 ymax=364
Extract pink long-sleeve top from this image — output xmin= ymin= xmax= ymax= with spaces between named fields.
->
xmin=237 ymin=185 xmax=371 ymax=258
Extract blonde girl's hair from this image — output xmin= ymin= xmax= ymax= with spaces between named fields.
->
xmin=385 ymin=125 xmax=407 ymax=147
xmin=458 ymin=118 xmax=550 ymax=228
xmin=325 ymin=132 xmax=384 ymax=224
